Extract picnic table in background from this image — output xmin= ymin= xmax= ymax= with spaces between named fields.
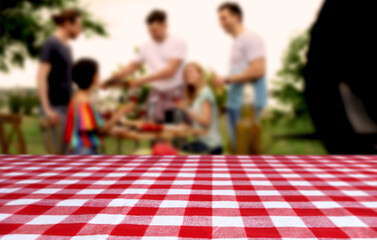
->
xmin=0 ymin=155 xmax=376 ymax=239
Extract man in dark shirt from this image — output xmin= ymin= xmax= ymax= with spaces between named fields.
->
xmin=36 ymin=9 xmax=82 ymax=154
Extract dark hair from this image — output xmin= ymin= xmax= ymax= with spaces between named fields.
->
xmin=72 ymin=58 xmax=98 ymax=90
xmin=52 ymin=9 xmax=81 ymax=25
xmin=218 ymin=2 xmax=243 ymax=21
xmin=146 ymin=9 xmax=167 ymax=24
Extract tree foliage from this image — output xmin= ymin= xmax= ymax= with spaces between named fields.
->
xmin=0 ymin=0 xmax=107 ymax=72
xmin=270 ymin=30 xmax=309 ymax=122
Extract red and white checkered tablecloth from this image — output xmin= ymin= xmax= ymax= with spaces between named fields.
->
xmin=0 ymin=155 xmax=376 ymax=239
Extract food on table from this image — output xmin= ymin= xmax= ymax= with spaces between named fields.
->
xmin=152 ymin=142 xmax=179 ymax=155
xmin=140 ymin=123 xmax=164 ymax=132
xmin=101 ymin=111 xmax=112 ymax=121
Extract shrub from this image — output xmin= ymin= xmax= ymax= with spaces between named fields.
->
xmin=8 ymin=94 xmax=22 ymax=114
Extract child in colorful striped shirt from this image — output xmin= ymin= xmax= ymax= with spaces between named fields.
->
xmin=64 ymin=58 xmax=134 ymax=155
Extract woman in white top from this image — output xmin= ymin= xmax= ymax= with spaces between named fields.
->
xmin=176 ymin=62 xmax=223 ymax=154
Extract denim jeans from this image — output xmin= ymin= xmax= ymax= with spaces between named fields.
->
xmin=40 ymin=105 xmax=68 ymax=154
xmin=226 ymin=106 xmax=263 ymax=152
xmin=72 ymin=147 xmax=98 ymax=155
xmin=182 ymin=141 xmax=223 ymax=155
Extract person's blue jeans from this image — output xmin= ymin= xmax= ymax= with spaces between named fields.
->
xmin=72 ymin=147 xmax=98 ymax=155
xmin=40 ymin=105 xmax=68 ymax=154
xmin=182 ymin=141 xmax=223 ymax=155
xmin=226 ymin=106 xmax=263 ymax=152
xmin=226 ymin=108 xmax=241 ymax=152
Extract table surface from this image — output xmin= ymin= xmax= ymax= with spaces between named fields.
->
xmin=0 ymin=155 xmax=376 ymax=239
xmin=116 ymin=120 xmax=207 ymax=141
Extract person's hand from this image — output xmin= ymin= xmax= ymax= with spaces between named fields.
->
xmin=212 ymin=74 xmax=226 ymax=88
xmin=129 ymin=79 xmax=143 ymax=89
xmin=175 ymin=100 xmax=187 ymax=110
xmin=46 ymin=109 xmax=60 ymax=126
xmin=100 ymin=77 xmax=124 ymax=89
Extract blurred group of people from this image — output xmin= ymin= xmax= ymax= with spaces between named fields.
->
xmin=36 ymin=2 xmax=267 ymax=155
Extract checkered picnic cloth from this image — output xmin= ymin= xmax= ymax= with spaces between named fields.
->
xmin=0 ymin=155 xmax=376 ymax=240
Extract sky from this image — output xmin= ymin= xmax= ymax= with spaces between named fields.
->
xmin=0 ymin=0 xmax=324 ymax=89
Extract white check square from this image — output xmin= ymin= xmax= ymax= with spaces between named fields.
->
xmin=173 ymin=180 xmax=194 ymax=185
xmin=108 ymin=199 xmax=138 ymax=207
xmin=212 ymin=190 xmax=235 ymax=196
xmin=5 ymin=172 xmax=24 ymax=176
xmin=327 ymin=181 xmax=349 ymax=186
xmin=167 ymin=189 xmax=191 ymax=195
xmin=133 ymin=180 xmax=155 ymax=185
xmin=71 ymin=235 xmax=108 ymax=240
xmin=251 ymin=181 xmax=272 ymax=186
xmin=34 ymin=188 xmax=61 ymax=194
xmin=107 ymin=173 xmax=125 ymax=177
xmin=160 ymin=200 xmax=188 ymax=208
xmin=212 ymin=180 xmax=233 ymax=186
xmin=0 ymin=213 xmax=11 ymax=221
xmin=213 ymin=201 xmax=239 ymax=208
xmin=282 ymin=174 xmax=301 ymax=178
xmin=17 ymin=180 xmax=41 ymax=184
xmin=28 ymin=215 xmax=67 ymax=225
xmin=263 ymin=201 xmax=291 ymax=208
xmin=212 ymin=173 xmax=231 ymax=178
xmin=77 ymin=189 xmax=104 ymax=195
xmin=271 ymin=216 xmax=306 ymax=227
xmin=0 ymin=234 xmax=39 ymax=240
xmin=329 ymin=216 xmax=367 ymax=227
xmin=312 ymin=201 xmax=341 ymax=209
xmin=6 ymin=199 xmax=39 ymax=205
xmin=150 ymin=216 xmax=184 ymax=226
xmin=142 ymin=172 xmax=160 ymax=177
xmin=362 ymin=202 xmax=377 ymax=208
xmin=73 ymin=173 xmax=92 ymax=177
xmin=55 ymin=167 xmax=71 ymax=171
xmin=55 ymin=180 xmax=78 ymax=185
xmin=0 ymin=188 xmax=19 ymax=193
xmin=122 ymin=188 xmax=148 ymax=194
xmin=89 ymin=214 xmax=124 ymax=225
xmin=39 ymin=172 xmax=57 ymax=176
xmin=299 ymin=190 xmax=325 ymax=196
xmin=177 ymin=173 xmax=195 ymax=177
xmin=289 ymin=181 xmax=311 ymax=186
xmin=94 ymin=180 xmax=117 ymax=185
xmin=213 ymin=216 xmax=244 ymax=227
xmin=57 ymin=199 xmax=88 ymax=206
xmin=342 ymin=190 xmax=368 ymax=196
xmin=256 ymin=190 xmax=280 ymax=196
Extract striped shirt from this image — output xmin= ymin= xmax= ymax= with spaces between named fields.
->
xmin=64 ymin=101 xmax=104 ymax=148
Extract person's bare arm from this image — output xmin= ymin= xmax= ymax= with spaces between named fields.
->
xmin=36 ymin=62 xmax=60 ymax=125
xmin=187 ymin=101 xmax=212 ymax=128
xmin=101 ymin=102 xmax=136 ymax=132
xmin=102 ymin=61 xmax=141 ymax=88
xmin=131 ymin=59 xmax=182 ymax=87
xmin=229 ymin=58 xmax=266 ymax=83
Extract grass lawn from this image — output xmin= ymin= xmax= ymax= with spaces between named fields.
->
xmin=1 ymin=115 xmax=327 ymax=155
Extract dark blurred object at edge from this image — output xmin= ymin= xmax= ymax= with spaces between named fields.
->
xmin=304 ymin=0 xmax=377 ymax=154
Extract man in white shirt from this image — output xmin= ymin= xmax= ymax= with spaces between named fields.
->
xmin=213 ymin=2 xmax=267 ymax=151
xmin=103 ymin=9 xmax=187 ymax=122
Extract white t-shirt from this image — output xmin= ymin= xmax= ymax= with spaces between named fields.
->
xmin=134 ymin=35 xmax=187 ymax=91
xmin=227 ymin=29 xmax=267 ymax=109
xmin=229 ymin=29 xmax=265 ymax=72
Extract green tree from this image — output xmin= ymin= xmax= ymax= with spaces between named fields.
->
xmin=0 ymin=0 xmax=107 ymax=72
xmin=271 ymin=30 xmax=309 ymax=122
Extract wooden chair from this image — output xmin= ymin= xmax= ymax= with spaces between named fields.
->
xmin=0 ymin=114 xmax=27 ymax=154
